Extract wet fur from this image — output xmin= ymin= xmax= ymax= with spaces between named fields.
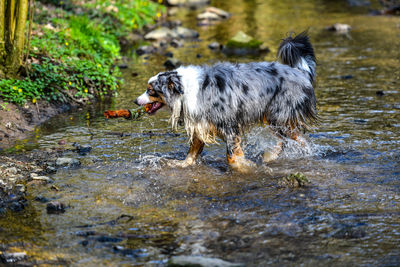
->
xmin=136 ymin=32 xmax=317 ymax=168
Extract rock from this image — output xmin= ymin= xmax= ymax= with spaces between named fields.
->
xmin=30 ymin=173 xmax=53 ymax=183
xmin=73 ymin=143 xmax=92 ymax=156
xmin=173 ymin=26 xmax=199 ymax=38
xmin=196 ymin=53 xmax=202 ymax=58
xmin=0 ymin=251 xmax=27 ymax=263
xmin=5 ymin=167 xmax=18 ymax=175
xmin=208 ymin=42 xmax=222 ymax=50
xmin=164 ymin=51 xmax=174 ymax=58
xmin=205 ymin=6 xmax=231 ymax=18
xmin=197 ymin=11 xmax=221 ymax=20
xmin=96 ymin=236 xmax=123 ymax=243
xmin=46 ymin=201 xmax=66 ymax=214
xmin=347 ymin=0 xmax=370 ymax=6
xmin=278 ymin=173 xmax=310 ymax=188
xmin=197 ymin=6 xmax=231 ymax=26
xmin=34 ymin=196 xmax=50 ymax=203
xmin=166 ymin=0 xmax=210 ymax=7
xmin=326 ymin=23 xmax=352 ymax=33
xmin=118 ymin=64 xmax=128 ymax=69
xmin=168 ymin=255 xmax=243 ymax=267
xmin=223 ymin=31 xmax=267 ymax=56
xmin=164 ymin=58 xmax=182 ymax=69
xmin=375 ymin=90 xmax=385 ymax=96
xmin=136 ymin=45 xmax=157 ymax=56
xmin=170 ymin=39 xmax=184 ymax=48
xmin=55 ymin=157 xmax=81 ymax=168
xmin=144 ymin=27 xmax=179 ymax=40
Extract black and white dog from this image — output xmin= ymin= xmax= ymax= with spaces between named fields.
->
xmin=135 ymin=32 xmax=317 ymax=171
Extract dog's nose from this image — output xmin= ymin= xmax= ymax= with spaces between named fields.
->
xmin=134 ymin=99 xmax=139 ymax=105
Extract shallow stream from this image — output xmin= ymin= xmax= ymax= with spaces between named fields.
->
xmin=1 ymin=0 xmax=400 ymax=266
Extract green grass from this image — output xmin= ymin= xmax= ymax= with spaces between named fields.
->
xmin=0 ymin=0 xmax=164 ymax=105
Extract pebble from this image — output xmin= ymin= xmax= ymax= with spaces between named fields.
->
xmin=168 ymin=255 xmax=243 ymax=267
xmin=5 ymin=167 xmax=18 ymax=175
xmin=55 ymin=157 xmax=81 ymax=168
xmin=164 ymin=51 xmax=174 ymax=58
xmin=208 ymin=42 xmax=222 ymax=50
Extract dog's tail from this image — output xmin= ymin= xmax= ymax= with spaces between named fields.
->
xmin=277 ymin=31 xmax=316 ymax=83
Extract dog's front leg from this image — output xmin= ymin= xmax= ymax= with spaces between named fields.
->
xmin=168 ymin=135 xmax=204 ymax=168
xmin=226 ymin=135 xmax=255 ymax=173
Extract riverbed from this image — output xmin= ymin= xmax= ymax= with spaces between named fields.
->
xmin=1 ymin=0 xmax=399 ymax=266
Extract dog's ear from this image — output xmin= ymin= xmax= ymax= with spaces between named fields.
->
xmin=167 ymin=73 xmax=183 ymax=94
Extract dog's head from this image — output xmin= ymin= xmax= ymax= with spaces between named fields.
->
xmin=134 ymin=71 xmax=183 ymax=115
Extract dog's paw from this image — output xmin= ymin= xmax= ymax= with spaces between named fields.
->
xmin=167 ymin=159 xmax=195 ymax=168
xmin=263 ymin=141 xmax=283 ymax=163
xmin=229 ymin=157 xmax=256 ymax=173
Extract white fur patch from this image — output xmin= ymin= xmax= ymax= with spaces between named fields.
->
xmin=148 ymin=74 xmax=159 ymax=84
xmin=136 ymin=91 xmax=151 ymax=105
xmin=176 ymin=66 xmax=202 ymax=115
xmin=296 ymin=57 xmax=311 ymax=75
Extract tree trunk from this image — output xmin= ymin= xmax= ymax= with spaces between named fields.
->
xmin=0 ymin=0 xmax=29 ymax=78
xmin=5 ymin=0 xmax=28 ymax=76
xmin=0 ymin=0 xmax=5 ymax=76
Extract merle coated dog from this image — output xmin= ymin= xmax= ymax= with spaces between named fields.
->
xmin=135 ymin=32 xmax=317 ymax=171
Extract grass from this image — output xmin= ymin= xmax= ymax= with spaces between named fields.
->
xmin=0 ymin=0 xmax=164 ymax=105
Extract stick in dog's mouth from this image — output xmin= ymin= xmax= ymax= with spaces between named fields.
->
xmin=146 ymin=102 xmax=164 ymax=115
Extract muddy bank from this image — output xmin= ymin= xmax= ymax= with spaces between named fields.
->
xmin=0 ymin=99 xmax=81 ymax=149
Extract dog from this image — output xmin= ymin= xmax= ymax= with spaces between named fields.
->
xmin=134 ymin=31 xmax=317 ymax=172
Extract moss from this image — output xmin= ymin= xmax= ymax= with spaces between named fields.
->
xmin=226 ymin=39 xmax=263 ymax=49
xmin=278 ymin=172 xmax=310 ymax=188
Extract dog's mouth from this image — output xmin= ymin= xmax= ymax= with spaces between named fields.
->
xmin=146 ymin=102 xmax=164 ymax=115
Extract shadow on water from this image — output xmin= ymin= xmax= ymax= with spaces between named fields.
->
xmin=1 ymin=0 xmax=400 ymax=265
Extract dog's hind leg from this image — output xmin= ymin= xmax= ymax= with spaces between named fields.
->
xmin=226 ymin=135 xmax=255 ymax=173
xmin=263 ymin=126 xmax=306 ymax=163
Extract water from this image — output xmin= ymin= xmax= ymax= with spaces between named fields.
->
xmin=1 ymin=0 xmax=400 ymax=265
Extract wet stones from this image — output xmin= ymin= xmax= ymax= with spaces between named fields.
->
xmin=168 ymin=255 xmax=243 ymax=267
xmin=0 ymin=251 xmax=27 ymax=264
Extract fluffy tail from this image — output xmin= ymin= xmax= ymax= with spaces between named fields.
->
xmin=277 ymin=31 xmax=316 ymax=83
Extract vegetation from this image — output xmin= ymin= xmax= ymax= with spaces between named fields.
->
xmin=0 ymin=0 xmax=164 ymax=105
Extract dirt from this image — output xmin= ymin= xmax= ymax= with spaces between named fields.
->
xmin=0 ymin=99 xmax=80 ymax=149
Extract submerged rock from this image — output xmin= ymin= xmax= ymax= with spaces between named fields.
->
xmin=55 ymin=157 xmax=81 ymax=168
xmin=326 ymin=23 xmax=352 ymax=33
xmin=144 ymin=27 xmax=179 ymax=41
xmin=0 ymin=251 xmax=27 ymax=263
xmin=168 ymin=255 xmax=243 ymax=267
xmin=46 ymin=201 xmax=66 ymax=214
xmin=223 ymin=31 xmax=269 ymax=56
xmin=197 ymin=6 xmax=231 ymax=26
xmin=208 ymin=41 xmax=222 ymax=50
xmin=278 ymin=173 xmax=310 ymax=188
xmin=173 ymin=26 xmax=199 ymax=39
xmin=164 ymin=58 xmax=182 ymax=69
xmin=167 ymin=0 xmax=210 ymax=7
